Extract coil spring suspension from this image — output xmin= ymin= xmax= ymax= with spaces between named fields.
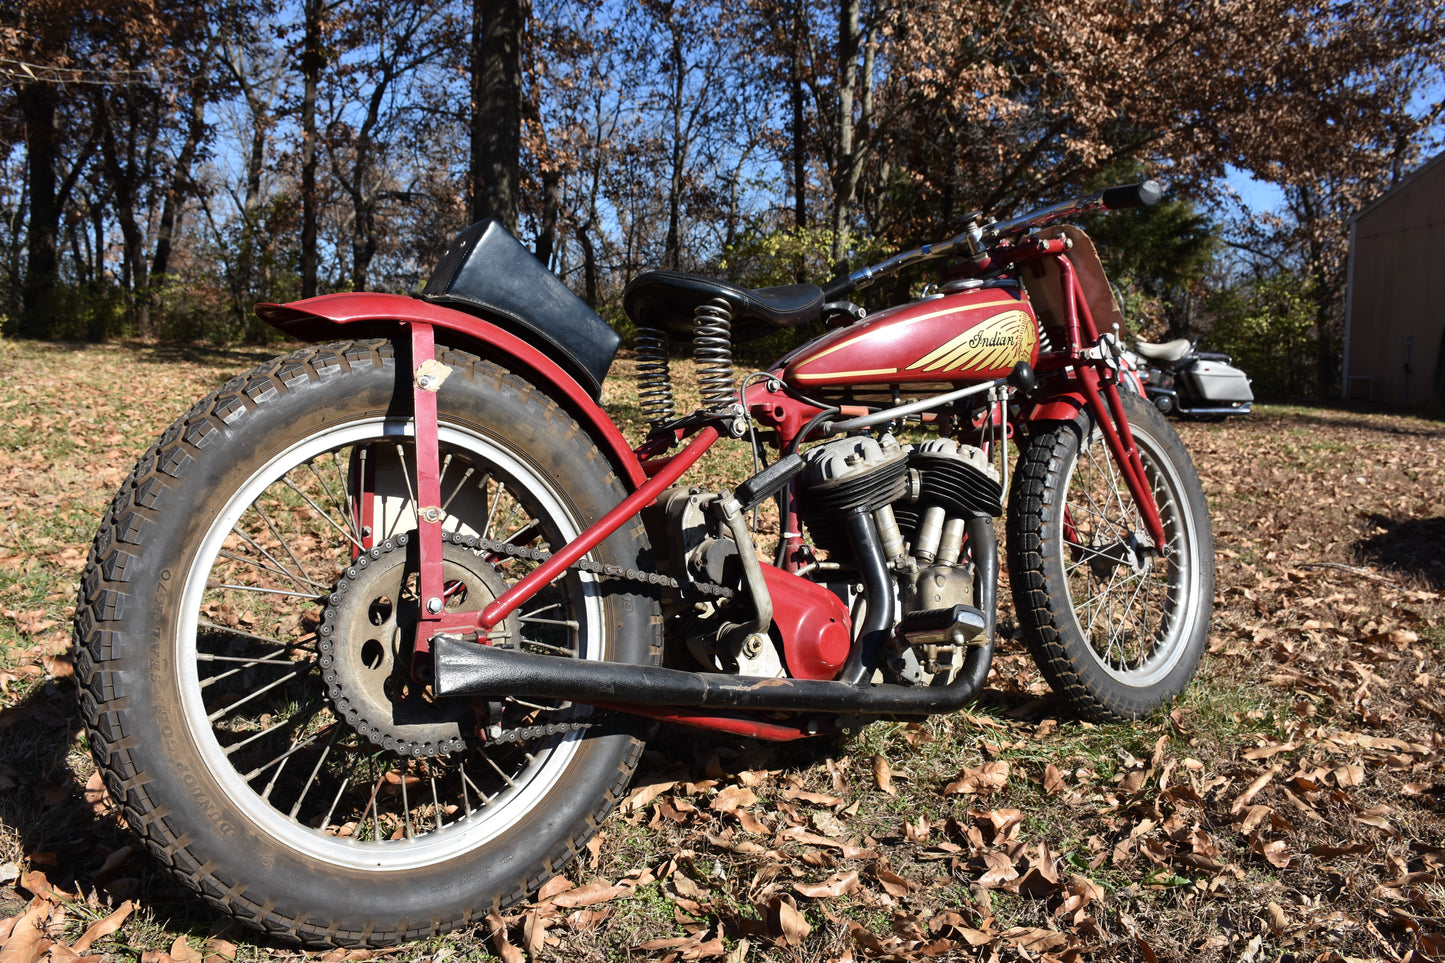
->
xmin=1035 ymin=315 xmax=1057 ymax=353
xmin=694 ymin=297 xmax=736 ymax=406
xmin=635 ymin=326 xmax=675 ymax=428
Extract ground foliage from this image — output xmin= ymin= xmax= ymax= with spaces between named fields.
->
xmin=0 ymin=340 xmax=1443 ymax=962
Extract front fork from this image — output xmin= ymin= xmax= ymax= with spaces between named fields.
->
xmin=1041 ymin=256 xmax=1166 ymax=550
xmin=1078 ymin=365 xmax=1166 ymax=549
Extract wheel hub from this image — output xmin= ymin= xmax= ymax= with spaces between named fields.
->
xmin=318 ymin=536 xmax=518 ymax=757
xmin=1086 ymin=532 xmax=1154 ymax=580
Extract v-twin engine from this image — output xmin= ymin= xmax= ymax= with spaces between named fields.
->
xmin=797 ymin=432 xmax=1004 ymax=683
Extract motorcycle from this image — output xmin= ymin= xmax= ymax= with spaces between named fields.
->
xmin=74 ymin=180 xmax=1214 ymax=947
xmin=1125 ymin=338 xmax=1254 ymax=417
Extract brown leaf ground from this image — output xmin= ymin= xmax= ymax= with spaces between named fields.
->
xmin=1 ymin=340 xmax=1442 ymax=962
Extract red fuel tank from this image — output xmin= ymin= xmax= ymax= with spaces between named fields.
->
xmin=781 ymin=283 xmax=1039 ymax=389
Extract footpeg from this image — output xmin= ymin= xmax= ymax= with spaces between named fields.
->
xmin=896 ymin=605 xmax=988 ymax=647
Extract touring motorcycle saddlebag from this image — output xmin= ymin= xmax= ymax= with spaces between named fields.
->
xmin=1182 ymin=358 xmax=1254 ymax=403
xmin=422 ymin=219 xmax=621 ymax=397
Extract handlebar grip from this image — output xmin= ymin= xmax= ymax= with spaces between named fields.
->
xmin=1101 ymin=179 xmax=1163 ymax=210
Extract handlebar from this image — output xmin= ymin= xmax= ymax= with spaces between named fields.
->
xmin=1102 ymin=180 xmax=1163 ymax=210
xmin=984 ymin=178 xmax=1162 ymax=239
xmin=823 ymin=179 xmax=1162 ymax=300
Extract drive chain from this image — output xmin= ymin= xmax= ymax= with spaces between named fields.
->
xmin=439 ymin=530 xmax=735 ymax=599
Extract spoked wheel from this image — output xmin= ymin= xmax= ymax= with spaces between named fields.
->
xmin=1007 ymin=390 xmax=1213 ymax=721
xmin=75 ymin=341 xmax=659 ymax=947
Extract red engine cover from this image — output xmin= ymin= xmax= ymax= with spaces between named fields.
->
xmin=782 ymin=285 xmax=1039 ymax=388
xmin=762 ymin=565 xmax=852 ymax=681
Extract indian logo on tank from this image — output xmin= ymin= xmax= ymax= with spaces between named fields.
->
xmin=907 ymin=310 xmax=1038 ymax=374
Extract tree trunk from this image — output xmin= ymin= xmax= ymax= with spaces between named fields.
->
xmin=829 ymin=0 xmax=862 ymax=272
xmin=235 ymin=119 xmax=266 ymax=328
xmin=535 ymin=170 xmax=560 ymax=267
xmin=19 ymin=81 xmax=60 ymax=338
xmin=791 ymin=0 xmax=808 ymax=233
xmin=577 ymin=219 xmax=598 ymax=308
xmin=662 ymin=16 xmax=686 ymax=271
xmin=300 ymin=0 xmax=324 ymax=299
xmin=152 ymin=71 xmax=211 ymax=281
xmin=96 ymin=93 xmax=153 ymax=338
xmin=470 ymin=0 xmax=531 ymax=232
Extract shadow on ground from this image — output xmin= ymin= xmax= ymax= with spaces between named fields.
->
xmin=0 ymin=679 xmax=253 ymax=941
xmin=1353 ymin=513 xmax=1445 ymax=590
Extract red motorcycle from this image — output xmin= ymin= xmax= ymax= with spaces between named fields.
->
xmin=75 ymin=181 xmax=1213 ymax=947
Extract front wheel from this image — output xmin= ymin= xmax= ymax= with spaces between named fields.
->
xmin=1007 ymin=390 xmax=1213 ymax=721
xmin=74 ymin=340 xmax=660 ymax=947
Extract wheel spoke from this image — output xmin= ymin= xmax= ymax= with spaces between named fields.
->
xmin=238 ymin=701 xmax=329 ymax=773
xmin=290 ymin=725 xmax=343 ymax=820
xmin=383 ymin=442 xmax=420 ymax=543
xmin=217 ymin=538 xmax=331 ymax=594
xmin=207 ymin=582 xmax=325 ymax=601
xmin=308 ymin=455 xmax=366 ymax=548
xmin=483 ymin=481 xmax=508 ymax=539
xmin=253 ymin=497 xmax=327 ymax=592
xmin=206 ymin=663 xmax=315 ymax=723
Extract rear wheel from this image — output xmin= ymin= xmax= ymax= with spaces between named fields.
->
xmin=1007 ymin=391 xmax=1213 ymax=721
xmin=74 ymin=340 xmax=659 ymax=946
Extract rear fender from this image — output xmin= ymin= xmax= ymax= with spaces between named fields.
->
xmin=256 ymin=292 xmax=645 ymax=487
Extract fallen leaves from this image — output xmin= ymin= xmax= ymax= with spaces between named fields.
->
xmin=871 ymin=754 xmax=896 ymax=795
xmin=70 ymin=902 xmax=133 ymax=955
xmin=3 ymin=351 xmax=1445 ymax=961
xmin=943 ymin=761 xmax=1010 ymax=795
xmin=0 ymin=873 xmax=144 ymax=963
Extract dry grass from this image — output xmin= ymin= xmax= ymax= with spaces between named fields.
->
xmin=1 ymin=339 xmax=1443 ymax=961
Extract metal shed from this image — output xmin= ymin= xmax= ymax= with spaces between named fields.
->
xmin=1342 ymin=152 xmax=1445 ymax=408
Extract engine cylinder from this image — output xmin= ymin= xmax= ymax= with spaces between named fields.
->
xmin=910 ymin=438 xmax=1002 ymax=518
xmin=800 ymin=434 xmax=909 ymax=561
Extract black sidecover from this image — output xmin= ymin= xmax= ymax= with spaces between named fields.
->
xmin=422 ymin=220 xmax=620 ymax=397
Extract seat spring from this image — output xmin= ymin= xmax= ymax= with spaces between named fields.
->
xmin=636 ymin=327 xmax=675 ymax=428
xmin=694 ymin=297 xmax=736 ymax=406
xmin=1035 ymin=315 xmax=1056 ymax=353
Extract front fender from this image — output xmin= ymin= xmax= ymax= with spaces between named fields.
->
xmin=1026 ymin=390 xmax=1088 ymax=424
xmin=256 ymin=292 xmax=645 ymax=488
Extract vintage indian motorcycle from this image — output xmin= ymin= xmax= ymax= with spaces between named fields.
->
xmin=74 ymin=180 xmax=1213 ymax=947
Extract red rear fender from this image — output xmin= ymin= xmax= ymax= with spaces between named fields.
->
xmin=256 ymin=293 xmax=644 ymax=487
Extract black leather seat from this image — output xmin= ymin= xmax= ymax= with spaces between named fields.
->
xmin=623 ymin=271 xmax=824 ymax=341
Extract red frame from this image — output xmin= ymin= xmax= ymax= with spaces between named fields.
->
xmin=262 ymin=235 xmax=1167 ymax=738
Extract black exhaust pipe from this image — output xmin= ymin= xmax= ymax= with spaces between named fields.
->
xmin=432 ymin=633 xmax=992 ymax=715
